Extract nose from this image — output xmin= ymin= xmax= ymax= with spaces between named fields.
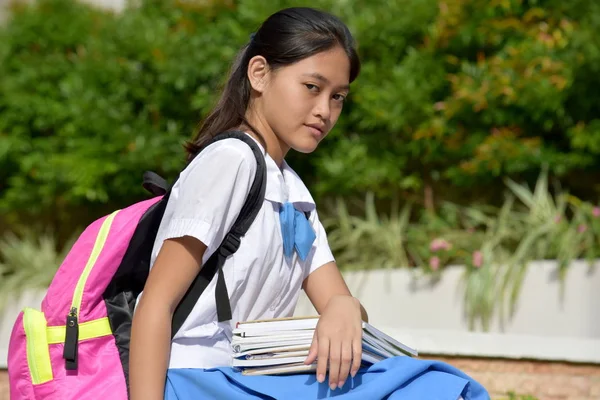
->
xmin=313 ymin=95 xmax=331 ymax=122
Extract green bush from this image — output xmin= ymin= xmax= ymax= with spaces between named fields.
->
xmin=1 ymin=0 xmax=600 ymax=238
xmin=2 ymin=167 xmax=597 ymax=329
xmin=0 ymin=227 xmax=76 ymax=311
xmin=323 ymin=169 xmax=600 ymax=330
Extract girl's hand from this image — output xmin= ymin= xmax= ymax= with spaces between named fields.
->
xmin=304 ymin=294 xmax=363 ymax=390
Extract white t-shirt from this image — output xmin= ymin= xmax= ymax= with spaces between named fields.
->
xmin=136 ymin=133 xmax=335 ymax=369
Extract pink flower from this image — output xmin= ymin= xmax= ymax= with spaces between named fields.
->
xmin=429 ymin=256 xmax=440 ymax=271
xmin=554 ymin=215 xmax=562 ymax=224
xmin=430 ymin=238 xmax=452 ymax=252
xmin=578 ymin=224 xmax=587 ymax=233
xmin=593 ymin=207 xmax=600 ymax=218
xmin=472 ymin=250 xmax=483 ymax=268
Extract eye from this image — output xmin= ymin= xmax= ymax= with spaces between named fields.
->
xmin=305 ymin=83 xmax=319 ymax=92
xmin=333 ymin=93 xmax=347 ymax=102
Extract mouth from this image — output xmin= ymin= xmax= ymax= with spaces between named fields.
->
xmin=305 ymin=124 xmax=325 ymax=138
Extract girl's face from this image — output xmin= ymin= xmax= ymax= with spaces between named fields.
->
xmin=248 ymin=46 xmax=351 ymax=156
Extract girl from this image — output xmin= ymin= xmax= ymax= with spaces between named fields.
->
xmin=130 ymin=7 xmax=489 ymax=400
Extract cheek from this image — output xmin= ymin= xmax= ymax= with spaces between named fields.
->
xmin=267 ymin=85 xmax=309 ymax=121
xmin=330 ymin=103 xmax=344 ymax=123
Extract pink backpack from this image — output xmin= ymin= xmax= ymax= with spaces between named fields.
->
xmin=7 ymin=132 xmax=267 ymax=399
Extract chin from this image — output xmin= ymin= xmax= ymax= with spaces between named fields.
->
xmin=292 ymin=139 xmax=320 ymax=154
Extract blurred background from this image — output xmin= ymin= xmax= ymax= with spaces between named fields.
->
xmin=1 ymin=0 xmax=599 ymax=399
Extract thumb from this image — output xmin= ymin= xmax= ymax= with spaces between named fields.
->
xmin=304 ymin=332 xmax=319 ymax=364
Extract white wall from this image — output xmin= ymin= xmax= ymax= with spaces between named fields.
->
xmin=2 ymin=261 xmax=599 ymax=368
xmin=293 ymin=261 xmax=600 ymax=364
xmin=295 ymin=260 xmax=600 ymax=339
xmin=0 ymin=290 xmax=46 ymax=369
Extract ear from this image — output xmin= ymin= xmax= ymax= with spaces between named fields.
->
xmin=247 ymin=55 xmax=270 ymax=93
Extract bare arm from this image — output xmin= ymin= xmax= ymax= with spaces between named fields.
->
xmin=303 ymin=261 xmax=368 ymax=388
xmin=129 ymin=235 xmax=207 ymax=400
xmin=302 ymin=261 xmax=368 ymax=322
xmin=128 ymin=140 xmax=255 ymax=398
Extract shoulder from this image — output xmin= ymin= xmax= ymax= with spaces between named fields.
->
xmin=185 ymin=137 xmax=260 ymax=177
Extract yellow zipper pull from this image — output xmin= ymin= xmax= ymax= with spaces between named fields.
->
xmin=63 ymin=307 xmax=79 ymax=370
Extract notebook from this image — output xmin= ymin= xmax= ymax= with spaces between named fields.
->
xmin=231 ymin=315 xmax=417 ymax=375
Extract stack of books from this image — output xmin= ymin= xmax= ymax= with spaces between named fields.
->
xmin=231 ymin=316 xmax=417 ymax=376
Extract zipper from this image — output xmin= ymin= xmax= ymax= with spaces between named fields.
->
xmin=63 ymin=210 xmax=119 ymax=370
xmin=63 ymin=307 xmax=79 ymax=370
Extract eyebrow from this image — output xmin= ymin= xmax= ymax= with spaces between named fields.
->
xmin=302 ymin=72 xmax=350 ymax=91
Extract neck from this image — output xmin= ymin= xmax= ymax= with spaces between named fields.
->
xmin=243 ymin=106 xmax=288 ymax=168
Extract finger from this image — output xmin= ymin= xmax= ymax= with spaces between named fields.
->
xmin=337 ymin=341 xmax=353 ymax=388
xmin=328 ymin=340 xmax=342 ymax=390
xmin=316 ymin=336 xmax=330 ymax=384
xmin=304 ymin=332 xmax=319 ymax=365
xmin=351 ymin=337 xmax=362 ymax=378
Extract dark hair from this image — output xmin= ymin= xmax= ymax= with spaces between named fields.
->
xmin=184 ymin=7 xmax=361 ymax=158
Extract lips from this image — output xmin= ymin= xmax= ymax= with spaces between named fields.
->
xmin=305 ymin=124 xmax=325 ymax=138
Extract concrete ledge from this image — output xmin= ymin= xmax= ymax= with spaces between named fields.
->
xmin=295 ymin=261 xmax=600 ymax=339
xmin=384 ymin=327 xmax=600 ymax=364
xmin=4 ymin=329 xmax=599 ymax=369
xmin=0 ymin=290 xmax=44 ymax=370
xmin=0 ymin=347 xmax=6 ymax=369
xmin=3 ymin=261 xmax=600 ymax=368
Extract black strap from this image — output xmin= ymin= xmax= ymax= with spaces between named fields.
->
xmin=169 ymin=131 xmax=267 ymax=338
xmin=142 ymin=171 xmax=169 ymax=196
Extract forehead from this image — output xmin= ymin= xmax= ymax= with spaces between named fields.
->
xmin=277 ymin=46 xmax=351 ymax=88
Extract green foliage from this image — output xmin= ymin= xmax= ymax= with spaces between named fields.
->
xmin=318 ymin=0 xmax=600 ymax=205
xmin=1 ymin=0 xmax=600 ymax=326
xmin=0 ymin=228 xmax=76 ymax=312
xmin=1 ymin=0 xmax=600 ymax=238
xmin=324 ymin=169 xmax=600 ymax=330
xmin=0 ymin=0 xmax=256 ymax=238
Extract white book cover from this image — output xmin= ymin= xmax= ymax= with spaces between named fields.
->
xmin=230 ymin=315 xmax=418 ymax=372
xmin=364 ymin=329 xmax=417 ymax=357
xmin=236 ymin=316 xmax=319 ymax=332
xmin=363 ymin=331 xmax=407 ymax=358
xmin=232 ymin=355 xmax=308 ymax=368
xmin=232 ymin=338 xmax=313 ymax=353
xmin=233 ymin=328 xmax=315 ymax=337
xmin=242 ymin=350 xmax=310 ymax=360
xmin=362 ymin=337 xmax=396 ymax=359
xmin=231 ymin=351 xmax=385 ymax=368
xmin=233 ymin=344 xmax=312 ymax=358
xmin=362 ymin=323 xmax=418 ymax=357
xmin=236 ymin=350 xmax=385 ymax=375
xmin=361 ymin=349 xmax=386 ymax=364
xmin=240 ymin=362 xmax=318 ymax=376
xmin=231 ymin=331 xmax=314 ymax=344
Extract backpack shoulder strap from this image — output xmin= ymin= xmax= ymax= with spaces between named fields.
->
xmin=170 ymin=131 xmax=267 ymax=338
